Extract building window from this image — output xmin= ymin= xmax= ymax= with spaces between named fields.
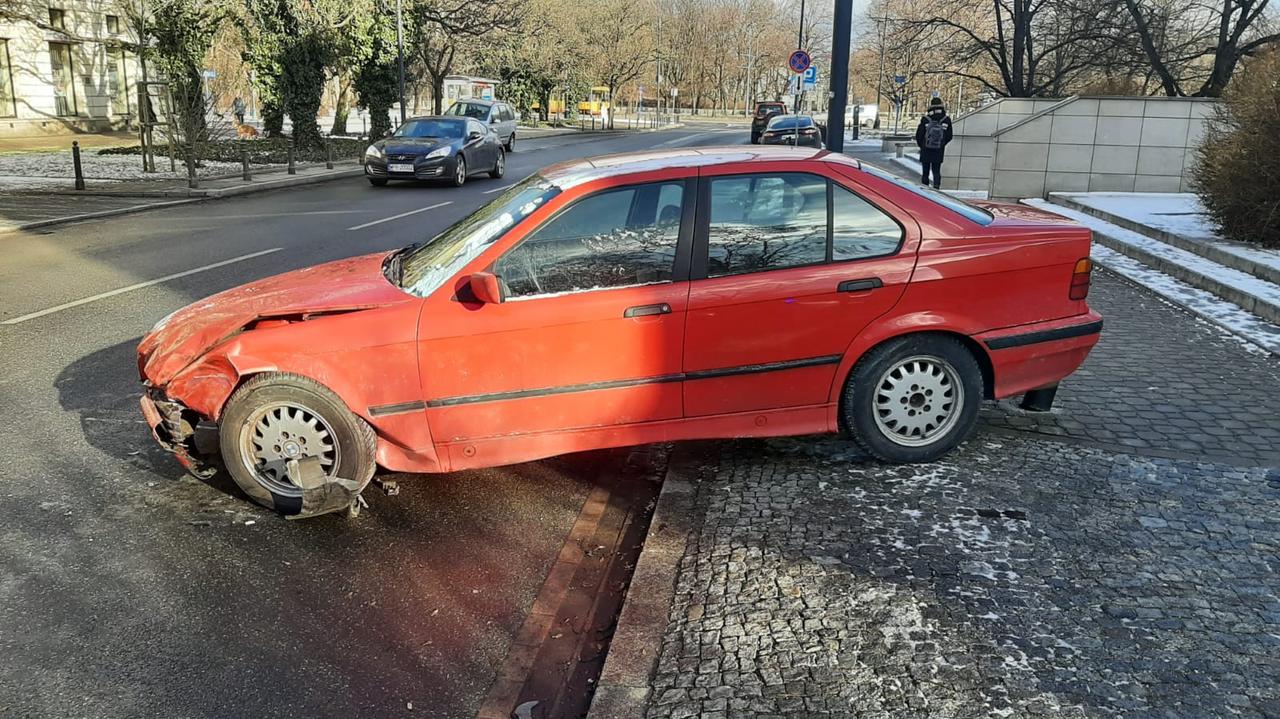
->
xmin=106 ymin=14 xmax=120 ymax=34
xmin=48 ymin=8 xmax=66 ymax=30
xmin=48 ymin=42 xmax=77 ymax=116
xmin=107 ymin=47 xmax=129 ymax=116
xmin=0 ymin=40 xmax=15 ymax=118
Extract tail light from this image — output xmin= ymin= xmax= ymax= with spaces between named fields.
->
xmin=1069 ymin=257 xmax=1093 ymax=300
xmin=801 ymin=128 xmax=818 ymax=135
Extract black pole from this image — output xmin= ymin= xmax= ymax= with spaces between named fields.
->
xmin=72 ymin=141 xmax=85 ymax=190
xmin=874 ymin=16 xmax=887 ymax=129
xmin=793 ymin=0 xmax=805 ymax=115
xmin=826 ymin=0 xmax=852 ymax=152
xmin=396 ymin=0 xmax=406 ymax=124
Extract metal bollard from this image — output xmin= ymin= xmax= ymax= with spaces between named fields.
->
xmin=326 ymin=142 xmax=333 ymax=170
xmin=895 ymin=143 xmax=905 ymax=158
xmin=287 ymin=141 xmax=296 ymax=175
xmin=241 ymin=145 xmax=252 ymax=181
xmin=72 ymin=141 xmax=85 ymax=190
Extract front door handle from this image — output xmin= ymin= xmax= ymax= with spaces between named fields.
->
xmin=624 ymin=303 xmax=672 ymax=318
xmin=838 ymin=278 xmax=884 ymax=293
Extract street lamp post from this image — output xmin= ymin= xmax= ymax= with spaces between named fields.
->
xmin=872 ymin=14 xmax=888 ymax=129
xmin=396 ymin=0 xmax=406 ymax=125
xmin=825 ymin=0 xmax=852 ymax=152
xmin=793 ymin=0 xmax=805 ymax=115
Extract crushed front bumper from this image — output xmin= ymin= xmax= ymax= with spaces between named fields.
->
xmin=140 ymin=387 xmax=216 ymax=478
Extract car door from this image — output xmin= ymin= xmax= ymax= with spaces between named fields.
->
xmin=463 ymin=118 xmax=493 ymax=168
xmin=682 ymin=166 xmax=920 ymax=417
xmin=417 ymin=177 xmax=695 ymax=460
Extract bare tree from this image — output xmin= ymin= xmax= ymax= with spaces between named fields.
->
xmin=1124 ymin=0 xmax=1280 ymax=96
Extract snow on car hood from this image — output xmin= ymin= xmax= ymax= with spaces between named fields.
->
xmin=138 ymin=252 xmax=414 ymax=386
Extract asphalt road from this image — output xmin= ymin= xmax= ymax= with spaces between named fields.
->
xmin=0 ymin=123 xmax=748 ymax=718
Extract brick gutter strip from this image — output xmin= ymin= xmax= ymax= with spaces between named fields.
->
xmin=587 ymin=445 xmax=701 ymax=718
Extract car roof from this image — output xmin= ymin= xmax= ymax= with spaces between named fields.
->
xmin=404 ymin=115 xmax=465 ymax=122
xmin=539 ymin=146 xmax=860 ymax=188
xmin=454 ymin=98 xmax=497 ymax=107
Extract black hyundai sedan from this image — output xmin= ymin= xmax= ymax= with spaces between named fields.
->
xmin=363 ymin=116 xmax=505 ymax=187
xmin=759 ymin=114 xmax=824 ymax=148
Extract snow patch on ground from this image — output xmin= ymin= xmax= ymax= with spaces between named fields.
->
xmin=1025 ymin=198 xmax=1280 ymax=308
xmin=1057 ymin=191 xmax=1280 ymax=278
xmin=0 ymin=151 xmax=244 ymax=188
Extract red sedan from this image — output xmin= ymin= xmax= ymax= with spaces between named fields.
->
xmin=138 ymin=147 xmax=1101 ymax=516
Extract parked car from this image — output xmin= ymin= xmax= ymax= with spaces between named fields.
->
xmin=760 ymin=114 xmax=823 ymax=148
xmin=138 ymin=146 xmax=1102 ymax=517
xmin=750 ymin=101 xmax=787 ymax=143
xmin=363 ymin=116 xmax=504 ymax=187
xmin=445 ymin=98 xmax=518 ymax=151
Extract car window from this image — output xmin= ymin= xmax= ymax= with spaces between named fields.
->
xmin=393 ymin=118 xmax=464 ymax=138
xmin=466 ymin=119 xmax=485 ymax=136
xmin=860 ymin=164 xmax=994 ymax=226
xmin=766 ymin=115 xmax=813 ymax=130
xmin=401 ymin=174 xmax=561 ymax=297
xmin=446 ymin=102 xmax=490 ymax=120
xmin=832 ymin=185 xmax=903 ymax=260
xmin=502 ymin=106 xmax=514 ymax=122
xmin=495 ymin=181 xmax=685 ymax=298
xmin=706 ymin=173 xmax=826 ymax=277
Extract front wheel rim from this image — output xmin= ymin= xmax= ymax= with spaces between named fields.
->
xmin=238 ymin=402 xmax=340 ymax=497
xmin=496 ymin=151 xmax=504 ymax=174
xmin=872 ymin=355 xmax=964 ymax=447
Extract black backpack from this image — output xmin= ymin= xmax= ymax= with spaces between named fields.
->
xmin=924 ymin=117 xmax=947 ymax=150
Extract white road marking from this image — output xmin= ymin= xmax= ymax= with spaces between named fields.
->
xmin=347 ymin=201 xmax=452 ymax=231
xmin=1 ymin=247 xmax=283 ymax=326
xmin=482 ymin=184 xmax=515 ymax=194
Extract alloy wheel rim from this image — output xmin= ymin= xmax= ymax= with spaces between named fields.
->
xmin=497 ymin=151 xmax=504 ymax=174
xmin=456 ymin=158 xmax=465 ymax=184
xmin=872 ymin=355 xmax=964 ymax=447
xmin=239 ymin=402 xmax=340 ymax=496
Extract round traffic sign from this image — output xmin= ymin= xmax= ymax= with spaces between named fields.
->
xmin=788 ymin=50 xmax=812 ymax=74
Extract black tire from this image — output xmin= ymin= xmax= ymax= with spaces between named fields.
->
xmin=840 ymin=334 xmax=983 ymax=463
xmin=490 ymin=148 xmax=506 ymax=179
xmin=368 ymin=178 xmax=387 ymax=187
xmin=450 ymin=155 xmax=467 ymax=187
xmin=218 ymin=373 xmax=377 ymax=514
xmin=505 ymin=134 xmax=515 ymax=152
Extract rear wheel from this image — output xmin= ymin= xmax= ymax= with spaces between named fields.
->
xmin=451 ymin=155 xmax=467 ymax=187
xmin=505 ymin=134 xmax=515 ymax=152
xmin=368 ymin=178 xmax=387 ymax=187
xmin=490 ymin=148 xmax=506 ymax=178
xmin=219 ymin=373 xmax=377 ymax=514
xmin=841 ymin=335 xmax=982 ymax=463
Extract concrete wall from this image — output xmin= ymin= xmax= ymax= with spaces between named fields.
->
xmin=944 ymin=98 xmax=1065 ymax=192
xmin=943 ymin=96 xmax=1217 ymax=198
xmin=0 ymin=0 xmax=140 ymax=137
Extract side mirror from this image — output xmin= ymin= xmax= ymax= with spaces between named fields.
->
xmin=468 ymin=272 xmax=505 ymax=304
xmin=467 ymin=130 xmax=482 ymax=141
xmin=490 ymin=116 xmax=499 ymax=123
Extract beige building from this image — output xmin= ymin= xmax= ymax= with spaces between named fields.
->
xmin=0 ymin=0 xmax=141 ymax=138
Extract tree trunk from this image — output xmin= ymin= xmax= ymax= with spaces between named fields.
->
xmin=433 ymin=76 xmax=445 ymax=114
xmin=331 ymin=73 xmax=351 ymax=136
xmin=262 ymin=99 xmax=284 ymax=137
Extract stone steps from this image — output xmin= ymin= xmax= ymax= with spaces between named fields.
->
xmin=1029 ymin=198 xmax=1280 ymax=326
xmin=1047 ymin=193 xmax=1280 ymax=287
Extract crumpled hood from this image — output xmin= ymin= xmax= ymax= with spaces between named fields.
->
xmin=138 ymin=252 xmax=413 ymax=386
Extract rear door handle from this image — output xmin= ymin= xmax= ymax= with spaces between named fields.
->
xmin=838 ymin=278 xmax=884 ymax=293
xmin=623 ymin=303 xmax=672 ymax=318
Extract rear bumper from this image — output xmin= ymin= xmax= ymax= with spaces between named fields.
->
xmin=976 ymin=311 xmax=1103 ymax=399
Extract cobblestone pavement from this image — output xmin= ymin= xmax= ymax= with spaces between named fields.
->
xmin=645 ymin=436 xmax=1280 ymax=719
xmin=639 ymin=267 xmax=1280 ymax=718
xmin=981 ymin=271 xmax=1280 ymax=466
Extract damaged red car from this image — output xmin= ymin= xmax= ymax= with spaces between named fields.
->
xmin=138 ymin=146 xmax=1102 ymax=516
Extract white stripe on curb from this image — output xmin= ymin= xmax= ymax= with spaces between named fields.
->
xmin=1 ymin=247 xmax=283 ymax=325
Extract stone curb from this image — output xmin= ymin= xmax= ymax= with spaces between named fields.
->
xmin=587 ymin=444 xmax=701 ymax=719
xmin=1047 ymin=193 xmax=1280 ymax=287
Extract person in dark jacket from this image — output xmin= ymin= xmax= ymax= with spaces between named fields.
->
xmin=914 ymin=96 xmax=953 ymax=189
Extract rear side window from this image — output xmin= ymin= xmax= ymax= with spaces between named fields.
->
xmin=706 ymin=173 xmax=826 ymax=277
xmin=495 ymin=181 xmax=685 ymax=298
xmin=704 ymin=173 xmax=903 ymax=278
xmin=832 ymin=185 xmax=903 ymax=260
xmin=860 ymin=164 xmax=993 ymax=225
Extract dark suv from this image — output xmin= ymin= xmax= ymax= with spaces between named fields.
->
xmin=750 ymin=101 xmax=788 ymax=144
